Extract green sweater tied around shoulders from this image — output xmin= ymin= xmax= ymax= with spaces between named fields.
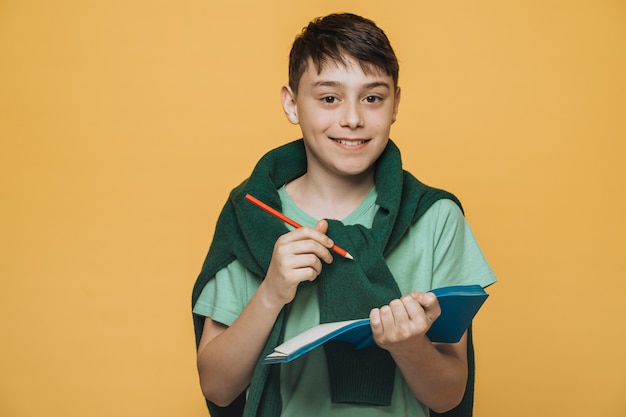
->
xmin=192 ymin=139 xmax=475 ymax=417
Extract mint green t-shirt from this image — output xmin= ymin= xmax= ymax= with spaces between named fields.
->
xmin=194 ymin=186 xmax=497 ymax=417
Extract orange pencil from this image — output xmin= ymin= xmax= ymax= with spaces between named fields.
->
xmin=245 ymin=193 xmax=354 ymax=260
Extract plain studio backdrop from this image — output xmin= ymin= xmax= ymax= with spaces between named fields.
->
xmin=1 ymin=1 xmax=625 ymax=416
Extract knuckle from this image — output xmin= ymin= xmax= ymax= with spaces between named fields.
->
xmin=380 ymin=305 xmax=392 ymax=315
xmin=399 ymin=324 xmax=412 ymax=337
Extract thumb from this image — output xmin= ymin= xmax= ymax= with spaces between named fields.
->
xmin=315 ymin=219 xmax=329 ymax=234
xmin=412 ymin=291 xmax=441 ymax=323
xmin=315 ymin=219 xmax=335 ymax=249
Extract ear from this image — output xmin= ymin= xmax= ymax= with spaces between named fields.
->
xmin=391 ymin=86 xmax=401 ymax=124
xmin=280 ymin=85 xmax=299 ymax=125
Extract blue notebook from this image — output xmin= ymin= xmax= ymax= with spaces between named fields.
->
xmin=263 ymin=284 xmax=489 ymax=364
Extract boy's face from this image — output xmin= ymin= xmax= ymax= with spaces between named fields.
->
xmin=281 ymin=57 xmax=400 ymax=180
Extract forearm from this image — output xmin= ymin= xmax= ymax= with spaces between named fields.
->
xmin=196 ymin=282 xmax=283 ymax=406
xmin=391 ymin=333 xmax=468 ymax=413
xmin=197 ymin=223 xmax=335 ymax=406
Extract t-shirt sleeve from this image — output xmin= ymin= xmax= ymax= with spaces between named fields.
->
xmin=431 ymin=199 xmax=497 ymax=289
xmin=192 ymin=259 xmax=260 ymax=327
xmin=386 ymin=198 xmax=497 ymax=293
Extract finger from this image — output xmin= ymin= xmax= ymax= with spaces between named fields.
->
xmin=314 ymin=220 xmax=337 ymax=263
xmin=294 ymin=264 xmax=323 ymax=282
xmin=274 ymin=249 xmax=324 ymax=275
xmin=274 ymin=234 xmax=333 ymax=264
xmin=412 ymin=291 xmax=441 ymax=322
xmin=293 ymin=254 xmax=324 ymax=277
xmin=389 ymin=298 xmax=410 ymax=325
xmin=369 ymin=308 xmax=382 ymax=330
xmin=401 ymin=294 xmax=432 ymax=333
xmin=400 ymin=294 xmax=425 ymax=321
xmin=298 ymin=224 xmax=335 ymax=248
xmin=294 ymin=240 xmax=334 ymax=265
xmin=369 ymin=308 xmax=385 ymax=345
xmin=280 ymin=227 xmax=334 ymax=262
xmin=419 ymin=291 xmax=438 ymax=308
xmin=378 ymin=304 xmax=395 ymax=333
xmin=278 ymin=238 xmax=331 ymax=258
xmin=410 ymin=291 xmax=437 ymax=309
xmin=314 ymin=220 xmax=338 ymax=252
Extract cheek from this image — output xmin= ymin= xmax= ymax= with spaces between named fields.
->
xmin=372 ymin=119 xmax=390 ymax=133
xmin=302 ymin=112 xmax=335 ymax=133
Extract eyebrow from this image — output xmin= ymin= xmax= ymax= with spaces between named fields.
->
xmin=312 ymin=80 xmax=391 ymax=90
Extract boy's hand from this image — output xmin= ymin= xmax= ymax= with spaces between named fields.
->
xmin=369 ymin=291 xmax=442 ymax=353
xmin=261 ymin=220 xmax=334 ymax=307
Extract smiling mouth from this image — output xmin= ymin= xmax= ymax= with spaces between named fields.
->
xmin=332 ymin=138 xmax=369 ymax=146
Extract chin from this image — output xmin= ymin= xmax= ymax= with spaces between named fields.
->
xmin=335 ymin=165 xmax=375 ymax=178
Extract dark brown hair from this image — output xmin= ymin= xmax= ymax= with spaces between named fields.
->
xmin=288 ymin=13 xmax=399 ymax=93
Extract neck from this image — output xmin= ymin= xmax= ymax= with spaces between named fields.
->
xmin=285 ymin=169 xmax=374 ymax=220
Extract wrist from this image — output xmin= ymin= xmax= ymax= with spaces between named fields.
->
xmin=256 ymin=280 xmax=289 ymax=313
xmin=388 ymin=334 xmax=432 ymax=360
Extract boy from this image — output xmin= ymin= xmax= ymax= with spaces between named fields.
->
xmin=192 ymin=13 xmax=496 ymax=417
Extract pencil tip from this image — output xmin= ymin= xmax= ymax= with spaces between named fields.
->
xmin=345 ymin=253 xmax=354 ymax=260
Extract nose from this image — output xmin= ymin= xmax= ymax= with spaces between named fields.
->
xmin=339 ymin=101 xmax=364 ymax=129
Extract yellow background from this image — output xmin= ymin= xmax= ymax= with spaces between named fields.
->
xmin=1 ymin=0 xmax=625 ymax=416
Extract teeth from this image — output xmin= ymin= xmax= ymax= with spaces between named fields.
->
xmin=335 ymin=139 xmax=366 ymax=146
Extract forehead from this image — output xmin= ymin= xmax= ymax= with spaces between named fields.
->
xmin=301 ymin=56 xmax=391 ymax=85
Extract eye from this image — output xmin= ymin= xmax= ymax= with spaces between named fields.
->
xmin=365 ymin=95 xmax=381 ymax=103
xmin=322 ymin=96 xmax=337 ymax=104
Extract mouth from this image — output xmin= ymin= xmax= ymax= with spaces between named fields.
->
xmin=331 ymin=138 xmax=370 ymax=147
